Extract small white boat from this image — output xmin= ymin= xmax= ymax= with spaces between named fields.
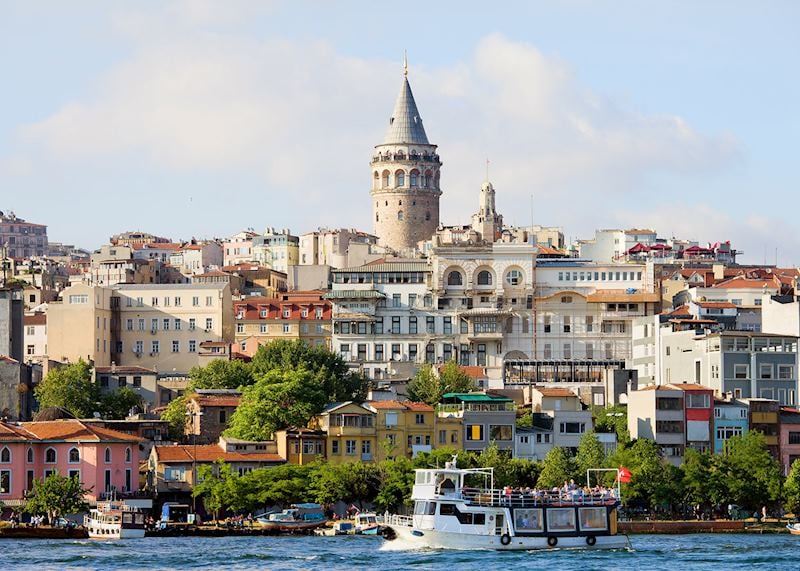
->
xmin=383 ymin=457 xmax=631 ymax=551
xmin=84 ymin=501 xmax=147 ymax=539
xmin=255 ymin=503 xmax=328 ymax=532
xmin=355 ymin=512 xmax=381 ymax=535
xmin=787 ymin=522 xmax=800 ymax=535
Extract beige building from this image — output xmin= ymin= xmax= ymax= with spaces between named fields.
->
xmin=47 ymin=283 xmax=233 ymax=373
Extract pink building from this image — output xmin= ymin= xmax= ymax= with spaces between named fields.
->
xmin=780 ymin=407 xmax=800 ymax=475
xmin=0 ymin=420 xmax=142 ymax=506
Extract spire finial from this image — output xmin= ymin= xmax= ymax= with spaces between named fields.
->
xmin=485 ymin=158 xmax=490 ymax=181
xmin=403 ymin=50 xmax=408 ymax=77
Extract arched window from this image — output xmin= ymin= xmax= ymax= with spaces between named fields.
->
xmin=477 ymin=270 xmax=493 ymax=286
xmin=395 ymin=170 xmax=405 ymax=187
xmin=397 ymin=211 xmax=404 ymax=221
xmin=398 ymin=200 xmax=402 ymax=206
xmin=125 ymin=447 xmax=132 ymax=463
xmin=410 ymin=169 xmax=419 ymax=187
xmin=373 ymin=171 xmax=379 ymax=190
xmin=104 ymin=447 xmax=111 ymax=464
xmin=424 ymin=169 xmax=432 ymax=188
xmin=27 ymin=447 xmax=33 ymax=464
xmin=45 ymin=447 xmax=57 ymax=463
xmin=68 ymin=448 xmax=80 ymax=463
xmin=505 ymin=269 xmax=523 ymax=286
xmin=447 ymin=271 xmax=463 ymax=286
xmin=0 ymin=447 xmax=10 ymax=463
xmin=382 ymin=170 xmax=390 ymax=189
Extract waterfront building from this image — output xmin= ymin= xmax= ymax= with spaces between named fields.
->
xmin=185 ymin=390 xmax=241 ymax=445
xmin=669 ymin=383 xmax=715 ymax=453
xmin=0 ymin=419 xmax=141 ymax=505
xmin=438 ymin=392 xmax=516 ymax=456
xmin=366 ymin=400 xmax=434 ymax=461
xmin=742 ymin=397 xmax=780 ymax=459
xmin=233 ymin=291 xmax=332 ymax=356
xmin=628 ymin=385 xmax=686 ymax=465
xmin=779 ymin=407 xmax=800 ymax=475
xmin=82 ymin=417 xmax=171 ymax=461
xmin=371 ymin=63 xmax=441 ymax=253
xmin=274 ymin=427 xmax=326 ymax=465
xmin=148 ymin=436 xmax=284 ymax=494
xmin=311 ymin=401 xmax=377 ymax=465
xmin=0 ymin=210 xmax=48 ymax=259
xmin=712 ymin=396 xmax=749 ymax=454
xmin=514 ymin=425 xmax=553 ymax=461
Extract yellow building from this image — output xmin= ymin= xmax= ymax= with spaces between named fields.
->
xmin=274 ymin=427 xmax=327 ymax=465
xmin=311 ymin=402 xmax=376 ymax=464
xmin=435 ymin=415 xmax=464 ymax=451
xmin=367 ymin=400 xmax=436 ymax=461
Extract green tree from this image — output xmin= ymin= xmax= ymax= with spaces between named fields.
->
xmin=593 ymin=405 xmax=630 ymax=444
xmin=188 ymin=359 xmax=255 ymax=391
xmin=250 ymin=340 xmax=368 ymax=402
xmin=537 ymin=447 xmax=577 ymax=488
xmin=160 ymin=396 xmax=188 ymax=441
xmin=100 ymin=387 xmax=144 ymax=419
xmin=309 ymin=462 xmax=380 ymax=508
xmin=34 ymin=360 xmax=99 ymax=418
xmin=193 ymin=461 xmax=242 ymax=520
xmin=375 ymin=457 xmax=415 ymax=512
xmin=681 ymin=449 xmax=727 ymax=510
xmin=24 ymin=473 xmax=91 ymax=523
xmin=575 ymin=431 xmax=606 ymax=486
xmin=407 ymin=361 xmax=476 ymax=407
xmin=241 ymin=464 xmax=314 ymax=510
xmin=784 ymin=459 xmax=800 ymax=515
xmin=610 ymin=439 xmax=683 ymax=512
xmin=224 ymin=368 xmax=326 ymax=441
xmin=719 ymin=431 xmax=782 ymax=510
xmin=506 ymin=458 xmax=542 ymax=489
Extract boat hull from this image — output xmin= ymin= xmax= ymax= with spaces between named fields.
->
xmin=384 ymin=525 xmax=630 ymax=551
xmin=787 ymin=524 xmax=800 ymax=535
xmin=256 ymin=520 xmax=328 ymax=532
xmin=86 ymin=523 xmax=146 ymax=540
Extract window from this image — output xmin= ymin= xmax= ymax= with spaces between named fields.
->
xmin=543 ymin=315 xmax=551 ymax=333
xmin=26 ymin=448 xmax=33 ymax=463
xmin=477 ymin=343 xmax=486 ymax=366
xmin=559 ymin=422 xmax=585 ymax=434
xmin=362 ymin=441 xmax=371 ymax=455
xmin=719 ymin=426 xmax=744 ymax=441
xmin=477 ymin=270 xmax=493 ymax=286
xmin=391 ymin=344 xmax=401 ymax=360
xmin=734 ymin=364 xmax=749 ymax=379
xmin=426 ymin=316 xmax=436 ymax=333
xmin=489 ymin=425 xmax=513 ymax=441
xmin=165 ymin=467 xmax=185 ymax=482
xmin=104 ymin=448 xmax=111 ymax=464
xmin=760 ymin=364 xmax=773 ymax=380
xmin=126 ymin=318 xmax=133 ymax=331
xmin=283 ymin=324 xmax=290 ymax=333
xmin=443 ymin=317 xmax=452 ymax=334
xmin=779 ymin=365 xmax=794 ymax=379
xmin=505 ymin=269 xmax=523 ymax=286
xmin=45 ymin=448 xmax=56 ymax=463
xmin=563 ymin=316 xmax=571 ymax=333
xmin=189 ymin=318 xmax=196 ymax=331
xmin=0 ymin=447 xmax=9 ymax=463
xmin=392 ymin=316 xmax=401 ymax=334
xmin=543 ymin=343 xmax=552 ymax=359
xmin=172 ymin=340 xmax=180 ymax=353
xmin=0 ymin=470 xmax=9 ymax=494
xmin=447 ymin=271 xmax=463 ymax=286
xmin=563 ymin=343 xmax=571 ymax=359
xmin=68 ymin=294 xmax=88 ymax=304
xmin=205 ymin=296 xmax=213 ymax=306
xmin=357 ymin=344 xmax=367 ymax=361
xmin=409 ymin=344 xmax=418 ymax=361
xmin=656 ymin=420 xmax=684 ymax=433
xmin=466 ymin=425 xmax=484 ymax=441
xmin=68 ymin=448 xmax=80 ymax=463
xmin=133 ymin=376 xmax=142 ymax=387
xmin=205 ymin=318 xmax=213 ymax=330
xmin=345 ymin=440 xmax=357 ymax=455
xmin=189 ymin=340 xmax=197 ymax=353
xmin=409 ymin=316 xmax=418 ymax=334
xmin=686 ymin=393 xmax=710 ymax=408
xmin=151 ymin=340 xmax=160 ymax=354
xmin=415 ymin=413 xmax=425 ymax=425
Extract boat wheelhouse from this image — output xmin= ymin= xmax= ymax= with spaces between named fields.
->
xmin=85 ymin=501 xmax=147 ymax=539
xmin=383 ymin=459 xmax=630 ymax=550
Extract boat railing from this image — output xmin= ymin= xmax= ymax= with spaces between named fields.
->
xmin=461 ymin=487 xmax=618 ymax=508
xmin=384 ymin=514 xmax=414 ymax=527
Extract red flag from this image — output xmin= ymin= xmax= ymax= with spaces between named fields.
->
xmin=617 ymin=466 xmax=632 ymax=483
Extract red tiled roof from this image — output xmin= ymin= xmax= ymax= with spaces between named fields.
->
xmin=24 ymin=313 xmax=46 ymax=326
xmin=666 ymin=383 xmax=713 ymax=392
xmin=366 ymin=400 xmax=434 ymax=412
xmin=533 ymin=387 xmax=577 ymax=398
xmin=455 ymin=366 xmax=487 ymax=380
xmin=667 ymin=305 xmax=691 ymax=316
xmin=18 ymin=420 xmax=144 ymax=442
xmin=403 ymin=401 xmax=434 ymax=412
xmin=0 ymin=355 xmax=20 ymax=364
xmin=154 ymin=444 xmax=283 ymax=463
xmin=695 ymin=301 xmax=737 ymax=309
xmin=192 ymin=395 xmax=241 ymax=408
xmin=131 ymin=243 xmax=182 ymax=251
xmin=711 ymin=276 xmax=780 ymax=290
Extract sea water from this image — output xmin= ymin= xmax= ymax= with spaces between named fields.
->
xmin=2 ymin=533 xmax=796 ymax=570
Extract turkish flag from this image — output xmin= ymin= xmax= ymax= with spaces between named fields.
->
xmin=617 ymin=466 xmax=632 ymax=483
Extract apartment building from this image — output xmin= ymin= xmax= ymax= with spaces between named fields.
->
xmin=529 ymin=387 xmax=593 ymax=452
xmin=367 ymin=400 xmax=435 ymax=461
xmin=47 ymin=283 xmax=233 ymax=373
xmin=252 ymin=228 xmax=299 ymax=273
xmin=0 ymin=211 xmax=48 ymax=259
xmin=438 ymin=392 xmax=516 ymax=455
xmin=312 ymin=401 xmax=377 ymax=464
xmin=222 ymin=230 xmax=258 ymax=266
xmin=299 ymin=228 xmax=379 ymax=268
xmin=22 ymin=312 xmax=47 ymax=363
xmin=233 ymin=291 xmax=331 ymax=356
xmin=628 ymin=385 xmax=686 ymax=464
xmin=713 ymin=397 xmax=749 ymax=453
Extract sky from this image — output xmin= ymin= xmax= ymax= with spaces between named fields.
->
xmin=1 ymin=1 xmax=798 ymax=264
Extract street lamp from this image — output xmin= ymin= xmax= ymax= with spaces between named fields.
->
xmin=185 ymin=409 xmax=203 ymax=517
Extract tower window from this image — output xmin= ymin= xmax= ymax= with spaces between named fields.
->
xmin=376 ymin=213 xmax=379 ymax=222
xmin=447 ymin=271 xmax=463 ymax=286
xmin=425 ymin=211 xmax=431 ymax=221
xmin=399 ymin=200 xmax=402 ymax=206
xmin=397 ymin=211 xmax=404 ymax=221
xmin=396 ymin=172 xmax=405 ymax=187
xmin=410 ymin=173 xmax=418 ymax=187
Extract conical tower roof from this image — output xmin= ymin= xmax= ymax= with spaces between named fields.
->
xmin=382 ymin=73 xmax=430 ymax=146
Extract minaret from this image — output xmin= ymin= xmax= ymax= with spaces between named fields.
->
xmin=370 ymin=56 xmax=442 ymax=252
xmin=471 ymin=178 xmax=503 ymax=243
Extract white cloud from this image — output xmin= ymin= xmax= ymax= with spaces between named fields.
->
xmin=10 ymin=18 xmax=743 ymax=250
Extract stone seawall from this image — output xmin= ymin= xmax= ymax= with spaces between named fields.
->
xmin=620 ymin=520 xmax=747 ymax=534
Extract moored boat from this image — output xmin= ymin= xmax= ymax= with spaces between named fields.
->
xmin=786 ymin=522 xmax=800 ymax=535
xmin=84 ymin=501 xmax=147 ymax=539
xmin=256 ymin=503 xmax=328 ymax=532
xmin=383 ymin=458 xmax=631 ymax=551
xmin=355 ymin=512 xmax=381 ymax=535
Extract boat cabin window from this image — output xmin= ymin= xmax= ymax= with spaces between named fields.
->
xmin=514 ymin=508 xmax=543 ymax=532
xmin=426 ymin=502 xmax=436 ymax=515
xmin=578 ymin=507 xmax=608 ymax=531
xmin=416 ymin=471 xmax=433 ymax=485
xmin=546 ymin=508 xmax=576 ymax=532
xmin=439 ymin=504 xmax=455 ymax=515
xmin=414 ymin=501 xmax=437 ymax=515
xmin=437 ymin=476 xmax=456 ymax=494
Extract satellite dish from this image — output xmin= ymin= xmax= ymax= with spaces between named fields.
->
xmin=93 ymin=411 xmax=101 ymax=418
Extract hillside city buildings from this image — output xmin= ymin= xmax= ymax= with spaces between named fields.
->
xmin=2 ymin=62 xmax=800 ymax=509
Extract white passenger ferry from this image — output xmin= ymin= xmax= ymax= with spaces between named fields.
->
xmin=383 ymin=459 xmax=631 ymax=550
xmin=84 ymin=501 xmax=147 ymax=539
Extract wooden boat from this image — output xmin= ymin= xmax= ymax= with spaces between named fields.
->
xmin=786 ymin=522 xmax=800 ymax=535
xmin=383 ymin=457 xmax=631 ymax=551
xmin=256 ymin=503 xmax=327 ymax=532
xmin=84 ymin=501 xmax=146 ymax=539
xmin=355 ymin=512 xmax=381 ymax=535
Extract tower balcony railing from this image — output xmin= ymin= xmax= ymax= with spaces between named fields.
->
xmin=372 ymin=154 xmax=441 ymax=164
